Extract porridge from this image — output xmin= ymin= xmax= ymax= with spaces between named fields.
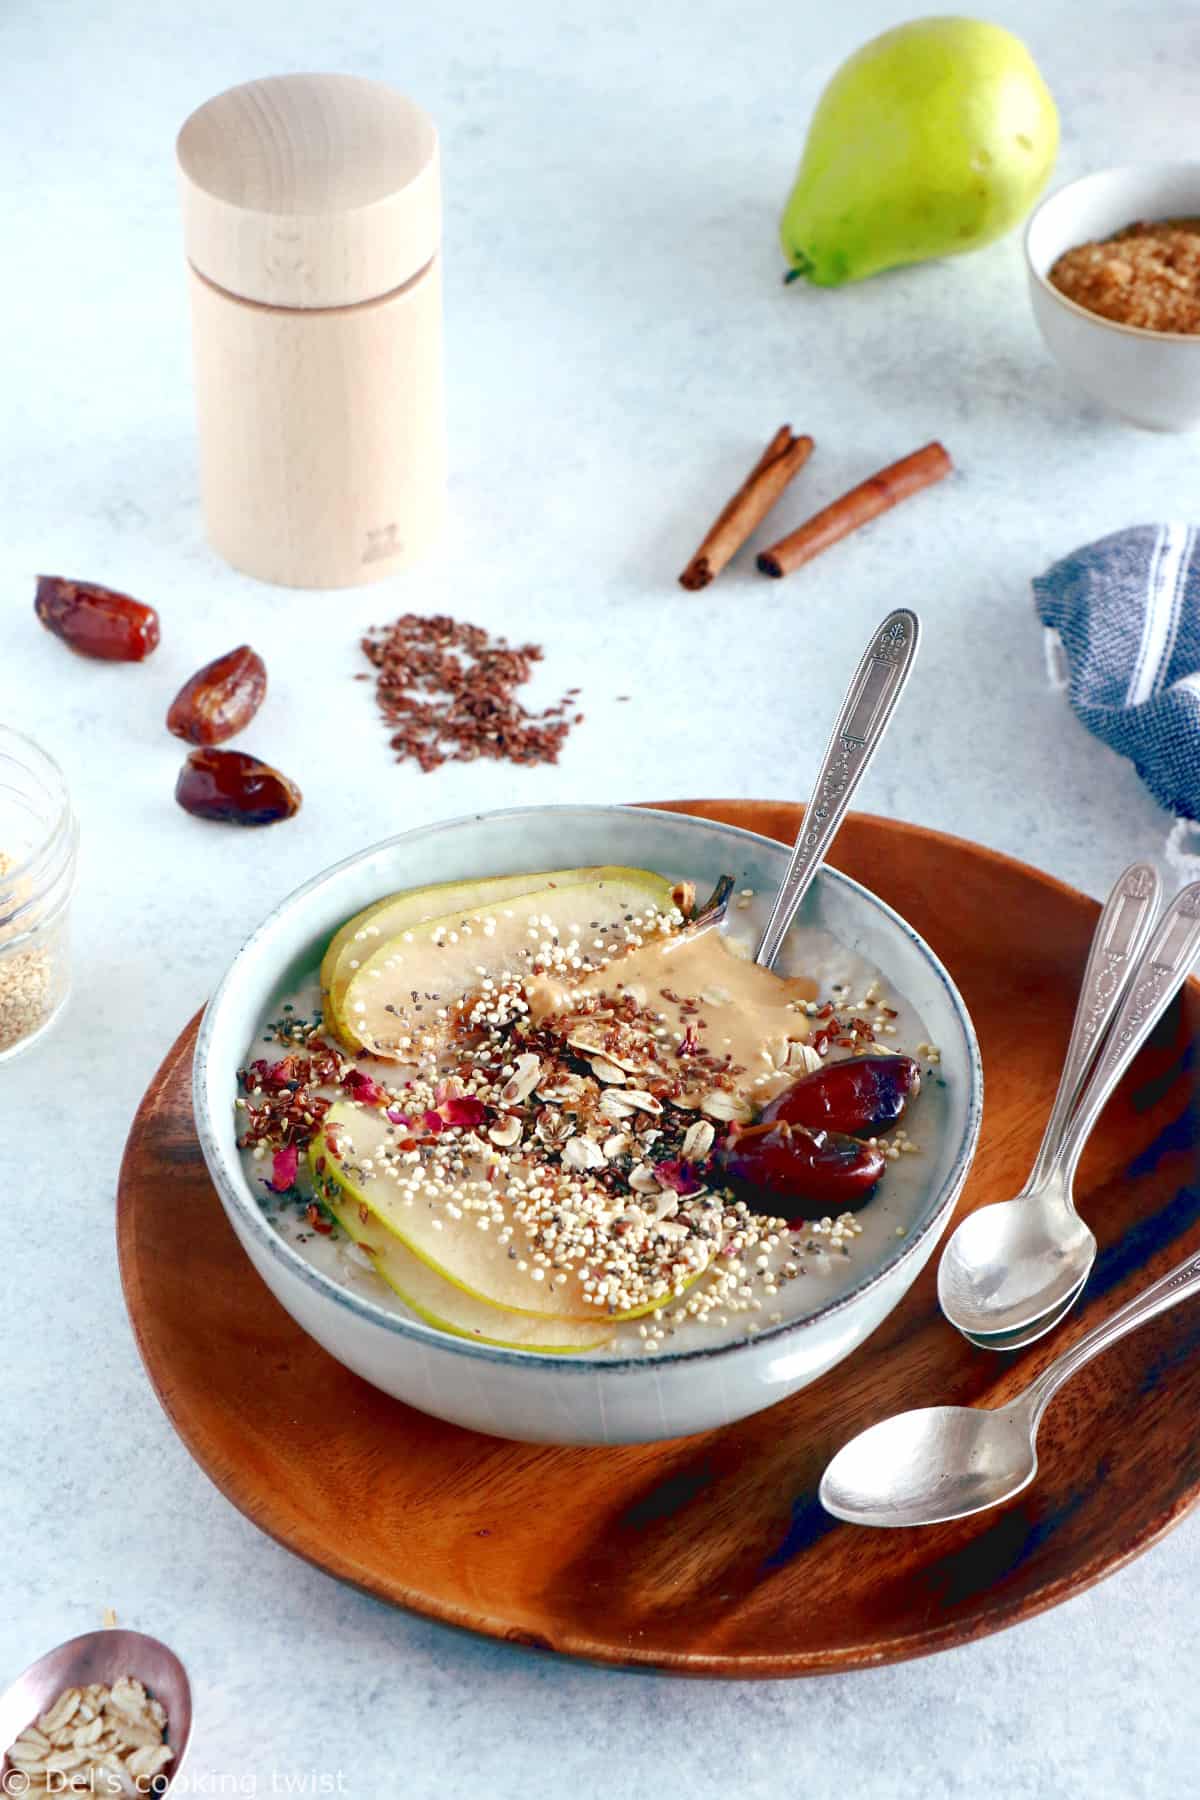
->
xmin=236 ymin=867 xmax=944 ymax=1357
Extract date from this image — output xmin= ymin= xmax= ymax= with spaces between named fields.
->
xmin=175 ymin=748 xmax=301 ymax=826
xmin=168 ymin=645 xmax=267 ymax=745
xmin=763 ymin=1055 xmax=920 ymax=1138
xmin=717 ymin=1119 xmax=885 ymax=1221
xmin=35 ymin=575 xmax=160 ymax=661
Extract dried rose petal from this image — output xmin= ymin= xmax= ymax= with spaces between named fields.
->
xmin=343 ymin=1069 xmax=385 ymax=1105
xmin=386 ymin=1107 xmax=412 ymax=1126
xmin=269 ymin=1144 xmax=299 ymax=1192
xmin=440 ymin=1095 xmax=487 ymax=1128
xmin=653 ymin=1158 xmax=704 ymax=1196
xmin=421 ymin=1109 xmax=445 ymax=1134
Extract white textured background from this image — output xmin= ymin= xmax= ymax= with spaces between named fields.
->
xmin=3 ymin=0 xmax=1199 ymax=1794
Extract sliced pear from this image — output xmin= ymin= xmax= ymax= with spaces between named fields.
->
xmin=320 ymin=868 xmax=608 ymax=1049
xmin=323 ymin=1193 xmax=614 ymax=1353
xmin=311 ymin=1101 xmax=708 ymax=1323
xmin=342 ymin=867 xmax=678 ymax=1060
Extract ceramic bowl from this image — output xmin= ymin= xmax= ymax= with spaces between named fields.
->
xmin=193 ymin=804 xmax=982 ymax=1445
xmin=1025 ymin=163 xmax=1200 ymax=430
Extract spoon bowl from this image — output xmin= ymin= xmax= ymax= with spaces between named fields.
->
xmin=0 ymin=1631 xmax=192 ymax=1793
xmin=938 ymin=1179 xmax=1097 ymax=1337
xmin=960 ymin=1274 xmax=1088 ymax=1351
xmin=819 ymin=1402 xmax=1037 ymax=1527
xmin=823 ymin=1247 xmax=1200 ymax=1528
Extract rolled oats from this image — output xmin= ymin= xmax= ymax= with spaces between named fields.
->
xmin=599 ymin=1090 xmax=637 ymax=1121
xmin=500 ymin=1052 xmax=541 ymax=1103
xmin=563 ymin=1134 xmax=605 ymax=1171
xmin=786 ymin=1040 xmax=823 ymax=1074
xmin=681 ymin=1118 xmax=715 ymax=1161
xmin=620 ymin=1088 xmax=663 ymax=1116
xmin=700 ymin=1089 xmax=752 ymax=1122
xmin=588 ymin=1056 xmax=628 ymax=1085
xmin=5 ymin=1676 xmax=173 ymax=1796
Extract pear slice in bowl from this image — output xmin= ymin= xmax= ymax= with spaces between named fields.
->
xmin=321 ymin=867 xmax=609 ymax=1050
xmin=324 ymin=1194 xmax=615 ymax=1353
xmin=341 ymin=868 xmax=678 ymax=1060
xmin=310 ymin=1101 xmax=711 ymax=1323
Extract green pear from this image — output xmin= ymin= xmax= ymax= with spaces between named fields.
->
xmin=780 ymin=17 xmax=1058 ymax=286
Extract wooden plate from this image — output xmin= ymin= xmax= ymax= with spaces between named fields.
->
xmin=117 ymin=802 xmax=1200 ymax=1677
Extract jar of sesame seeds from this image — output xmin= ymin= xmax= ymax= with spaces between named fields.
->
xmin=0 ymin=726 xmax=78 ymax=1062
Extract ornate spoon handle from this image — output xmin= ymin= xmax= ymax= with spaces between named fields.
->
xmin=1050 ymin=880 xmax=1200 ymax=1187
xmin=1025 ymin=862 xmax=1161 ymax=1191
xmin=755 ymin=609 xmax=920 ymax=969
xmin=1023 ymin=1249 xmax=1200 ymax=1427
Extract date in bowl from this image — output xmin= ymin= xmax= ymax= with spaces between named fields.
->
xmin=192 ymin=804 xmax=982 ymax=1445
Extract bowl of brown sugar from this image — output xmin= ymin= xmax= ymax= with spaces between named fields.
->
xmin=1025 ymin=162 xmax=1200 ymax=430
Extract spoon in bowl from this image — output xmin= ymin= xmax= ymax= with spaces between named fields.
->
xmin=939 ymin=878 xmax=1200 ymax=1340
xmin=821 ymin=1246 xmax=1200 ymax=1526
xmin=755 ymin=608 xmax=920 ymax=968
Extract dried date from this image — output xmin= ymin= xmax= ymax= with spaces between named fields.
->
xmin=175 ymin=748 xmax=301 ymax=826
xmin=35 ymin=575 xmax=160 ymax=661
xmin=717 ymin=1119 xmax=885 ymax=1221
xmin=168 ymin=645 xmax=267 ymax=745
xmin=762 ymin=1055 xmax=920 ymax=1137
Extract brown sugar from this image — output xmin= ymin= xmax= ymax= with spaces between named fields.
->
xmin=1049 ymin=220 xmax=1200 ymax=335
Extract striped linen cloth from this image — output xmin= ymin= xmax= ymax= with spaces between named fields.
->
xmin=1034 ymin=523 xmax=1200 ymax=872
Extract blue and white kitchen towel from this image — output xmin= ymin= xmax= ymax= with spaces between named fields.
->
xmin=1034 ymin=523 xmax=1200 ymax=874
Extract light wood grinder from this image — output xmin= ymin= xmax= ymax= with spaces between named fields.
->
xmin=177 ymin=72 xmax=445 ymax=588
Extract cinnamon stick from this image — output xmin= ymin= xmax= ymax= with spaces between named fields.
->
xmin=679 ymin=426 xmax=814 ymax=590
xmin=757 ymin=441 xmax=953 ymax=579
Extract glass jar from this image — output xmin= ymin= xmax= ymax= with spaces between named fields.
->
xmin=0 ymin=726 xmax=79 ymax=1062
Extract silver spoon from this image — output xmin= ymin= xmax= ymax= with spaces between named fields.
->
xmin=941 ymin=861 xmax=1160 ymax=1346
xmin=0 ymin=1629 xmax=192 ymax=1791
xmin=821 ymin=1247 xmax=1200 ymax=1526
xmin=958 ymin=1278 xmax=1086 ymax=1351
xmin=755 ymin=608 xmax=920 ymax=968
xmin=938 ymin=879 xmax=1200 ymax=1339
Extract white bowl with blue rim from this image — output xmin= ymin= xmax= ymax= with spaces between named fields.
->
xmin=193 ymin=804 xmax=982 ymax=1445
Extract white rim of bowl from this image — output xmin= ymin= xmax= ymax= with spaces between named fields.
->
xmin=193 ymin=803 xmax=983 ymax=1375
xmin=1025 ymin=164 xmax=1200 ymax=345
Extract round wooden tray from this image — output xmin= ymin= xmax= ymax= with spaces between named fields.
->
xmin=117 ymin=801 xmax=1200 ymax=1677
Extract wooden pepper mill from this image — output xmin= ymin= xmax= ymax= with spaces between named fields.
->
xmin=177 ymin=72 xmax=445 ymax=589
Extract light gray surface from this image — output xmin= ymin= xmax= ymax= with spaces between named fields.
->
xmin=1 ymin=0 xmax=1197 ymax=1794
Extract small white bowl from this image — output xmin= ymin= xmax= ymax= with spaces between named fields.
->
xmin=1025 ymin=162 xmax=1200 ymax=430
xmin=193 ymin=804 xmax=982 ymax=1445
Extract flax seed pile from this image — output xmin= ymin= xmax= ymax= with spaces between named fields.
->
xmin=1050 ymin=220 xmax=1200 ymax=334
xmin=360 ymin=612 xmax=583 ymax=772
